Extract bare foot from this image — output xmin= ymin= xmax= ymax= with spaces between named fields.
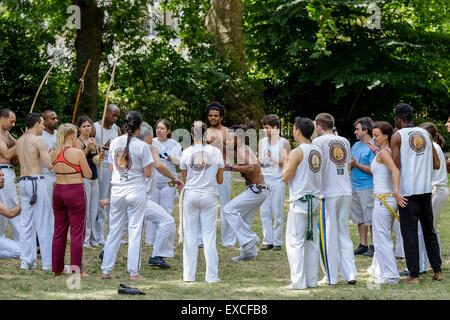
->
xmin=433 ymin=272 xmax=443 ymax=281
xmin=400 ymin=277 xmax=419 ymax=284
xmin=102 ymin=274 xmax=112 ymax=280
xmin=226 ymin=245 xmax=235 ymax=249
xmin=130 ymin=274 xmax=146 ymax=281
xmin=81 ymin=272 xmax=90 ymax=277
xmin=84 ymin=245 xmax=94 ymax=249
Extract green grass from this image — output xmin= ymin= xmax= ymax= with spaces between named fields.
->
xmin=0 ymin=177 xmax=449 ymax=300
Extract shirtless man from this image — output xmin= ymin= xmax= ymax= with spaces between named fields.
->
xmin=222 ymin=120 xmax=268 ymax=261
xmin=0 ymin=108 xmax=21 ymax=241
xmin=204 ymin=102 xmax=236 ymax=248
xmin=16 ymin=113 xmax=54 ymax=270
xmin=0 ymin=169 xmax=21 ymax=259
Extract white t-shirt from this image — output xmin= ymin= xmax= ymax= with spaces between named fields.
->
xmin=41 ymin=130 xmax=57 ymax=176
xmin=398 ymin=127 xmax=433 ymax=196
xmin=94 ymin=122 xmax=120 ymax=168
xmin=108 ymin=135 xmax=153 ymax=188
xmin=432 ymin=142 xmax=448 ymax=188
xmin=312 ymin=133 xmax=352 ymax=198
xmin=260 ymin=136 xmax=286 ymax=180
xmin=179 ymin=144 xmax=224 ymax=196
xmin=288 ymin=143 xmax=323 ymax=202
xmin=152 ymin=138 xmax=182 ymax=183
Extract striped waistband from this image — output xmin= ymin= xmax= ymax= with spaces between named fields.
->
xmin=19 ymin=175 xmax=45 ymax=181
xmin=0 ymin=165 xmax=14 ymax=170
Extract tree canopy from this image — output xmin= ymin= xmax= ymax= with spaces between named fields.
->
xmin=0 ymin=0 xmax=448 ymax=146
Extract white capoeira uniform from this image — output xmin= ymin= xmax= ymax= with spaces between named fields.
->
xmin=101 ymin=135 xmax=153 ymax=277
xmin=223 ymin=170 xmax=268 ymax=259
xmin=146 ymin=138 xmax=182 ymax=246
xmin=367 ymin=148 xmax=400 ymax=281
xmin=218 ymin=171 xmax=236 ymax=247
xmin=0 ymin=165 xmax=21 ymax=241
xmin=0 ymin=236 xmax=20 ymax=259
xmin=18 ymin=175 xmax=54 ymax=270
xmin=41 ymin=130 xmax=57 ymax=206
xmin=94 ymin=122 xmax=119 ymax=244
xmin=286 ymin=143 xmax=323 ymax=289
xmin=313 ymin=134 xmax=357 ymax=284
xmin=179 ymin=143 xmax=224 ymax=282
xmin=145 ymin=165 xmax=175 ymax=259
xmin=259 ymin=137 xmax=287 ymax=247
xmin=417 ymin=142 xmax=449 ymax=269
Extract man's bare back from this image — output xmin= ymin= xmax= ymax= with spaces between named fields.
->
xmin=235 ymin=145 xmax=265 ymax=185
xmin=17 ymin=134 xmax=52 ymax=177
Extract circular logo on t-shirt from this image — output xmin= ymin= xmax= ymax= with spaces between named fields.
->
xmin=113 ymin=149 xmax=132 ymax=172
xmin=189 ymin=151 xmax=212 ymax=171
xmin=308 ymin=150 xmax=322 ymax=173
xmin=408 ymin=132 xmax=427 ymax=153
xmin=329 ymin=141 xmax=347 ymax=166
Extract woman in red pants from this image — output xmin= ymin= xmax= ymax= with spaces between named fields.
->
xmin=51 ymin=123 xmax=92 ymax=276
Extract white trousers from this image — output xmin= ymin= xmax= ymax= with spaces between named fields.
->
xmin=286 ymin=200 xmax=320 ymax=289
xmin=218 ymin=171 xmax=236 ymax=247
xmin=369 ymin=196 xmax=400 ymax=279
xmin=223 ymin=187 xmax=267 ymax=257
xmin=83 ymin=178 xmax=100 ymax=246
xmin=0 ymin=236 xmax=20 ymax=259
xmin=43 ymin=173 xmax=56 ymax=206
xmin=101 ymin=185 xmax=146 ymax=276
xmin=19 ymin=177 xmax=54 ymax=269
xmin=183 ymin=191 xmax=220 ymax=283
xmin=0 ymin=167 xmax=20 ymax=241
xmin=94 ymin=166 xmax=112 ymax=244
xmin=393 ymin=219 xmax=404 ymax=258
xmin=146 ymin=198 xmax=175 ymax=258
xmin=146 ymin=181 xmax=176 ymax=245
xmin=260 ymin=178 xmax=286 ymax=246
xmin=321 ymin=196 xmax=357 ymax=284
xmin=417 ymin=186 xmax=449 ymax=269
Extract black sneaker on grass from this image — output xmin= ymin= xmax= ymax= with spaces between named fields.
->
xmin=362 ymin=245 xmax=374 ymax=257
xmin=354 ymin=243 xmax=368 ymax=255
xmin=148 ymin=256 xmax=170 ymax=269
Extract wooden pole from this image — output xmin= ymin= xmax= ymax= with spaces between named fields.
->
xmin=99 ymin=60 xmax=117 ymax=181
xmin=29 ymin=59 xmax=58 ymax=113
xmin=72 ymin=59 xmax=92 ymax=124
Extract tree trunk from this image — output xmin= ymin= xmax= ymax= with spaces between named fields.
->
xmin=205 ymin=0 xmax=265 ymax=126
xmin=205 ymin=0 xmax=244 ymax=72
xmin=72 ymin=0 xmax=103 ymax=121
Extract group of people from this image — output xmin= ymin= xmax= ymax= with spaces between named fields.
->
xmin=0 ymin=102 xmax=448 ymax=290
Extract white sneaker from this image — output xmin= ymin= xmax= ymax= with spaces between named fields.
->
xmin=373 ymin=277 xmax=398 ymax=285
xmin=318 ymin=276 xmax=328 ymax=285
xmin=42 ymin=265 xmax=52 ymax=271
xmin=120 ymin=240 xmax=127 ymax=246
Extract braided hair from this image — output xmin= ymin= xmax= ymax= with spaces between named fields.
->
xmin=122 ymin=111 xmax=143 ymax=163
xmin=229 ymin=118 xmax=256 ymax=132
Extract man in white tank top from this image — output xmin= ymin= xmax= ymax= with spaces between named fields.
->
xmin=41 ymin=110 xmax=58 ymax=206
xmin=91 ymin=104 xmax=121 ymax=245
xmin=258 ymin=114 xmax=290 ymax=251
xmin=391 ymin=103 xmax=443 ymax=283
xmin=282 ymin=117 xmax=323 ymax=290
xmin=312 ymin=113 xmax=357 ymax=285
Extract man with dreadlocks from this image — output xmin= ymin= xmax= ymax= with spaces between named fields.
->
xmin=222 ymin=119 xmax=268 ymax=262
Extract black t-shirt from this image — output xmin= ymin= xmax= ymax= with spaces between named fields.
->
xmin=79 ymin=138 xmax=98 ymax=180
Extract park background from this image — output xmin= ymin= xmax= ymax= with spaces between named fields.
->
xmin=0 ymin=0 xmax=448 ymax=300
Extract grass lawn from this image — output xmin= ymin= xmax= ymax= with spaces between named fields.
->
xmin=0 ymin=175 xmax=449 ymax=300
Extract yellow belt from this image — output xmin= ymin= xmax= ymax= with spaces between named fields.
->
xmin=373 ymin=194 xmax=400 ymax=222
